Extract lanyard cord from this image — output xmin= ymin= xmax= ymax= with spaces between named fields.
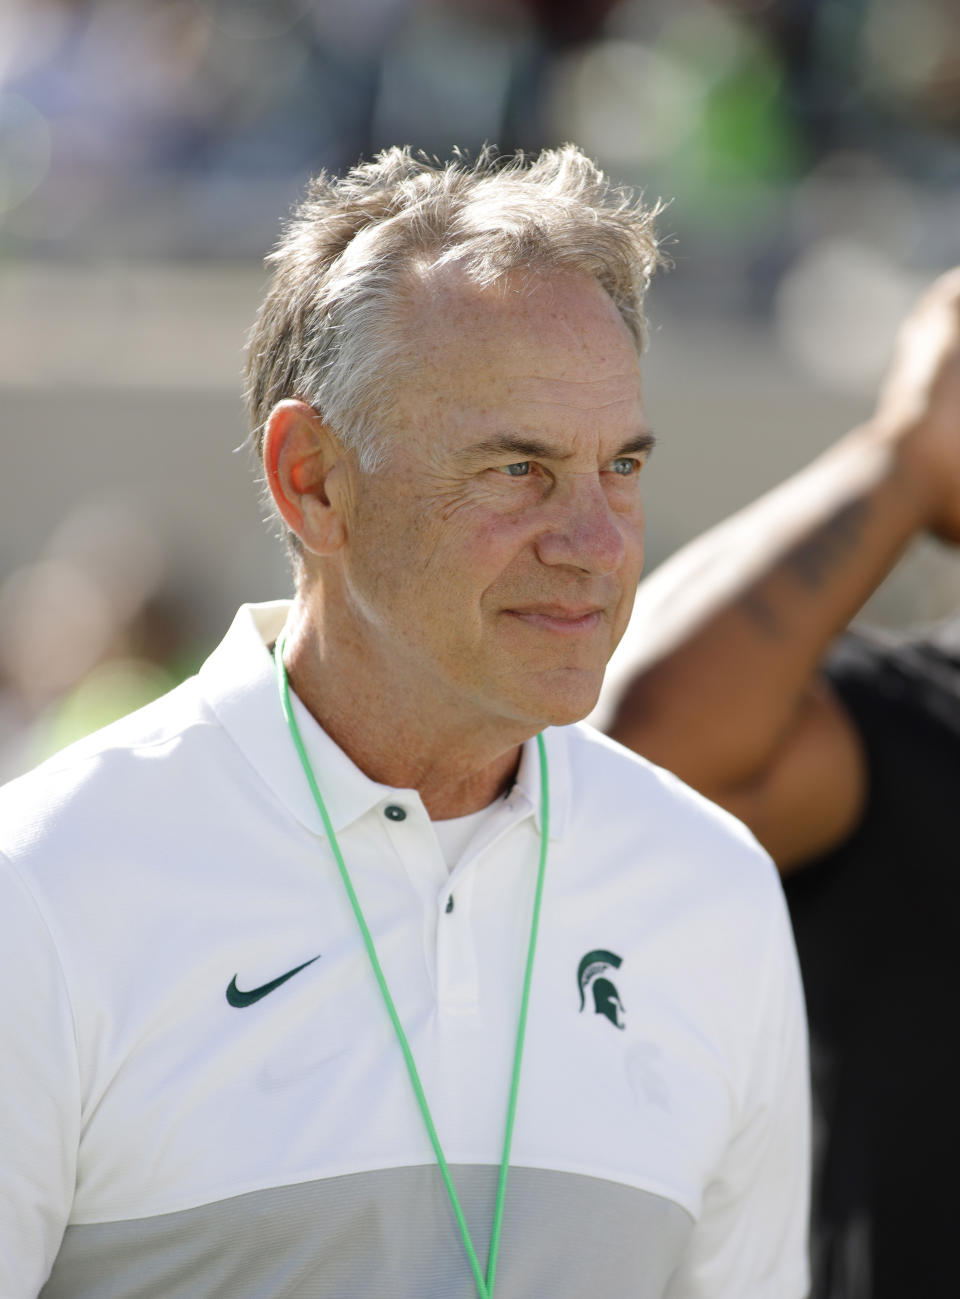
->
xmin=273 ymin=633 xmax=550 ymax=1299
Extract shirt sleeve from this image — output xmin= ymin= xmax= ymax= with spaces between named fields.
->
xmin=667 ymin=875 xmax=811 ymax=1299
xmin=0 ymin=852 xmax=80 ymax=1297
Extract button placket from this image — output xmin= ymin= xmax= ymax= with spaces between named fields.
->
xmin=380 ymin=800 xmax=445 ymax=890
xmin=432 ymin=797 xmax=539 ymax=1016
xmin=436 ymin=867 xmax=480 ymax=1014
xmin=376 ymin=800 xmax=449 ymax=1001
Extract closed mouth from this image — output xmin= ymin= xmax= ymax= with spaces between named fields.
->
xmin=505 ymin=606 xmax=605 ymax=632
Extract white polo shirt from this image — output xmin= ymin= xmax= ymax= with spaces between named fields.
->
xmin=0 ymin=602 xmax=810 ymax=1299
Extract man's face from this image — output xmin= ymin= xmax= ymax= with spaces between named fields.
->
xmin=330 ymin=266 xmax=651 ymax=733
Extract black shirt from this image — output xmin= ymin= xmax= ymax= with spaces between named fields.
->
xmin=785 ymin=625 xmax=960 ymax=1299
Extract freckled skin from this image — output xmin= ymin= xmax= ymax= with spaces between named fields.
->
xmin=287 ymin=266 xmax=651 ymax=814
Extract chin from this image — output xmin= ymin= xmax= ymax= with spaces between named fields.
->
xmin=521 ymin=674 xmax=603 ymax=729
xmin=540 ymin=700 xmax=598 ymax=728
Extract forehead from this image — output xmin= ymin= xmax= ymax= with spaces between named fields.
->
xmin=391 ymin=266 xmax=645 ymax=445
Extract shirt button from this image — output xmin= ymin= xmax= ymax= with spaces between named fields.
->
xmin=445 ymin=895 xmax=455 ymax=914
xmin=384 ymin=804 xmax=407 ymax=822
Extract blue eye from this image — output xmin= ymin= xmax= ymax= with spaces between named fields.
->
xmin=610 ymin=457 xmax=639 ymax=476
xmin=503 ymin=462 xmax=531 ymax=477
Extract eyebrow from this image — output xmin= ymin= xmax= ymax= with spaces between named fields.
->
xmin=460 ymin=431 xmax=657 ymax=463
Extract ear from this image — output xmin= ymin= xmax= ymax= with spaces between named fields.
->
xmin=262 ymin=400 xmax=348 ymax=556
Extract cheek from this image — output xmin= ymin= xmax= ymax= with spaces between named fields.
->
xmin=633 ymin=510 xmax=646 ymax=563
xmin=619 ymin=499 xmax=646 ymax=559
xmin=416 ymin=500 xmax=535 ymax=581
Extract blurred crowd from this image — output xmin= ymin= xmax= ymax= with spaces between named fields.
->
xmin=0 ymin=497 xmax=193 ymax=782
xmin=2 ymin=0 xmax=960 ymax=772
xmin=2 ymin=0 xmax=959 ymax=306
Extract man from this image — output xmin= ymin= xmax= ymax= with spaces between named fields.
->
xmin=0 ymin=146 xmax=808 ymax=1298
xmin=597 ymin=270 xmax=960 ymax=1299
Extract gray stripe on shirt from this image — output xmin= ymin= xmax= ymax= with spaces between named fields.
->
xmin=42 ymin=1164 xmax=692 ymax=1298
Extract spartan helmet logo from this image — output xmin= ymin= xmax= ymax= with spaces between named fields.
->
xmin=577 ymin=949 xmax=625 ymax=1030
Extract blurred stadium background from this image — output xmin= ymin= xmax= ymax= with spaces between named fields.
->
xmin=3 ymin=0 xmax=960 ymax=776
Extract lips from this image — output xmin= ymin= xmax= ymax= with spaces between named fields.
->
xmin=504 ymin=604 xmax=605 ymax=633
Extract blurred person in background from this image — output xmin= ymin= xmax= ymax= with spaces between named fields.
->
xmin=598 ymin=269 xmax=960 ymax=1299
xmin=0 ymin=145 xmax=809 ymax=1299
xmin=0 ymin=498 xmax=187 ymax=782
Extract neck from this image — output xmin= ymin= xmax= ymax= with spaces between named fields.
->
xmin=281 ymin=596 xmax=531 ymax=820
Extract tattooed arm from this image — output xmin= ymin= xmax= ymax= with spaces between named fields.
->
xmin=604 ymin=269 xmax=960 ymax=871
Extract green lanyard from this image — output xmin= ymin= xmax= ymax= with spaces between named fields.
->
xmin=273 ymin=633 xmax=550 ymax=1299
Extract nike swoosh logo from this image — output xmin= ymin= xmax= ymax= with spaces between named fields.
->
xmin=226 ymin=955 xmax=320 ymax=1008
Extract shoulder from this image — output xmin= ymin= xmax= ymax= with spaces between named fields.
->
xmin=565 ymin=721 xmax=768 ymax=850
xmin=825 ymin=621 xmax=960 ymax=740
xmin=0 ymin=675 xmax=214 ymax=865
xmin=560 ymin=722 xmax=781 ymax=907
xmin=826 ymin=620 xmax=960 ymax=685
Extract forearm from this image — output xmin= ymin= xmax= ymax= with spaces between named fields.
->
xmin=607 ymin=419 xmax=935 ymax=789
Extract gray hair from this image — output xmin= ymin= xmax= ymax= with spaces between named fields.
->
xmin=245 ymin=143 xmax=665 ymax=535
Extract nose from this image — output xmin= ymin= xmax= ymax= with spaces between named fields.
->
xmin=534 ymin=475 xmax=632 ymax=575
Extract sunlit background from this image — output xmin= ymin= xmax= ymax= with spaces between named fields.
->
xmin=3 ymin=0 xmax=960 ymax=776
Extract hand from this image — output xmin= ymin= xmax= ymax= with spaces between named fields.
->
xmin=875 ymin=267 xmax=960 ymax=542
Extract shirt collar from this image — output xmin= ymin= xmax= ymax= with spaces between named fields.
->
xmin=511 ymin=720 xmax=570 ymax=842
xmin=199 ymin=601 xmax=570 ymax=842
